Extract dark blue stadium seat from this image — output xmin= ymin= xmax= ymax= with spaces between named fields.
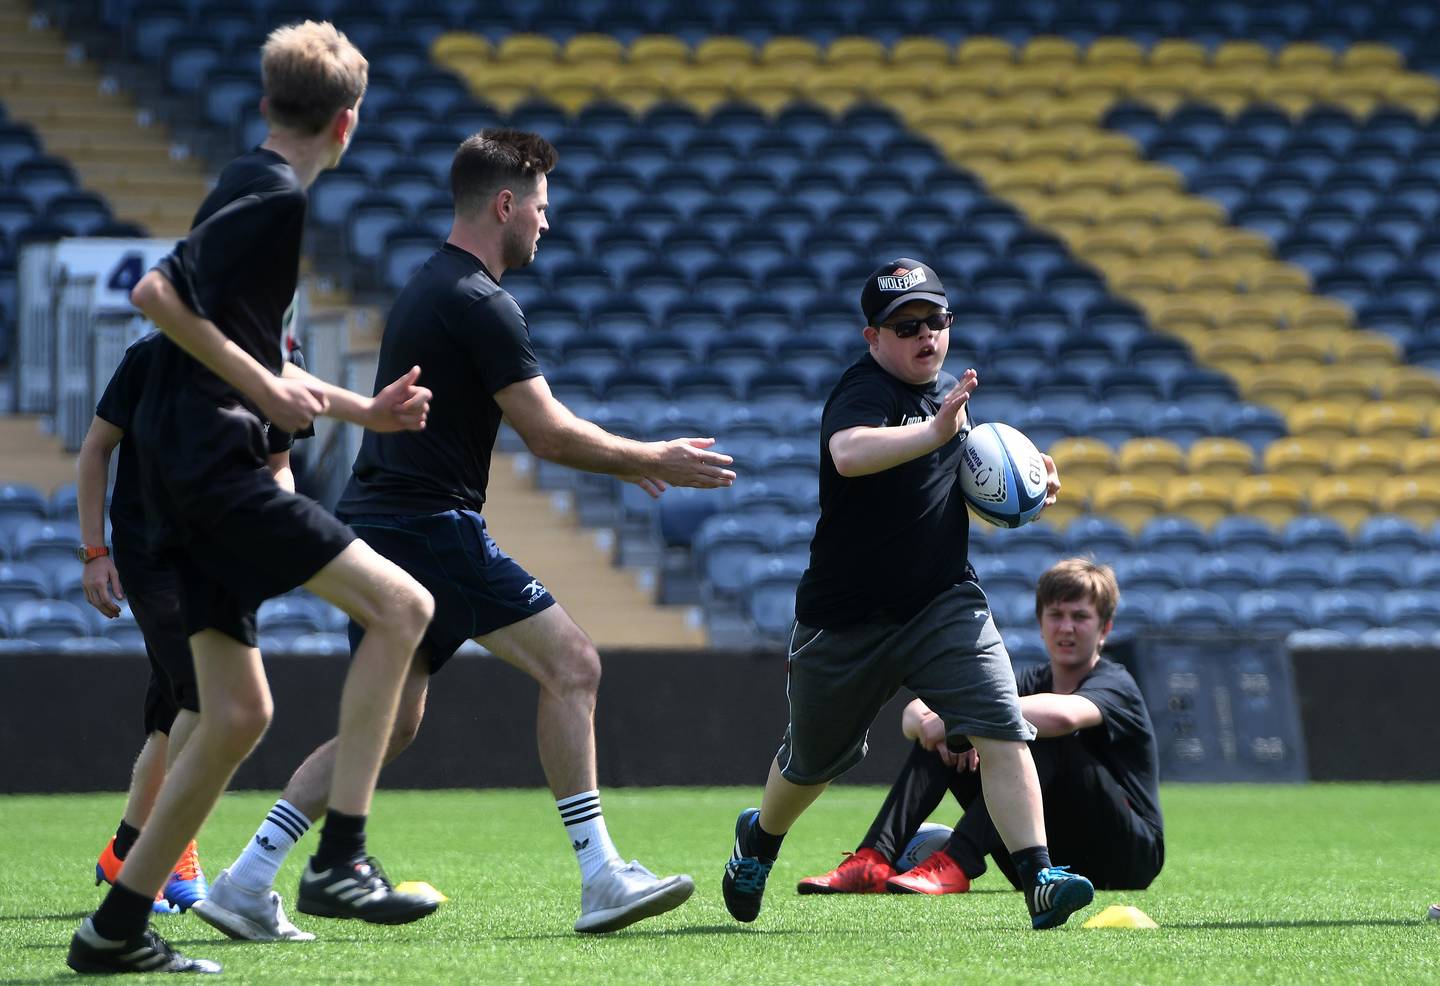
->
xmin=743 ymin=553 xmax=806 ymax=638
xmin=1190 ymin=554 xmax=1263 ymax=595
xmin=10 ymin=598 xmax=92 ymax=644
xmin=1211 ymin=515 xmax=1282 ymax=560
xmin=1259 ymin=554 xmax=1337 ymax=593
xmin=1158 ymin=589 xmax=1236 ymax=632
xmin=1137 ymin=516 xmax=1209 ymax=556
xmin=1235 ymin=591 xmax=1313 ymax=635
xmin=1381 ymin=590 xmax=1440 ymax=632
xmin=1113 ymin=555 xmax=1187 ymax=595
xmin=1336 ymin=554 xmax=1407 ymax=593
xmin=1216 ymin=404 xmax=1288 ymax=452
xmin=1355 ymin=515 xmax=1427 ymax=552
xmin=0 ymin=561 xmax=49 ymax=605
xmin=1065 ymin=515 xmax=1133 ymax=556
xmin=1309 ymin=588 xmax=1383 ymax=636
xmin=1281 ymin=513 xmax=1351 ymax=554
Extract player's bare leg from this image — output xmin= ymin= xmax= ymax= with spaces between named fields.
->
xmin=288 ymin=540 xmax=438 ymax=925
xmin=967 ymin=737 xmax=1045 ymax=851
xmin=478 ymin=604 xmax=694 ymax=932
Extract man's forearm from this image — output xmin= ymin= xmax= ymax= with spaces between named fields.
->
xmin=528 ymin=410 xmax=655 ymax=477
xmin=76 ymin=446 xmax=111 ymax=545
xmin=132 ymin=271 xmax=276 ymax=407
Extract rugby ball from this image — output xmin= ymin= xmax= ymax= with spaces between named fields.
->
xmin=958 ymin=422 xmax=1048 ymax=529
xmin=895 ymin=822 xmax=954 ymax=873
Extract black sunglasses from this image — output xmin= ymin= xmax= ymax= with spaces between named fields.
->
xmin=881 ymin=311 xmax=954 ymax=338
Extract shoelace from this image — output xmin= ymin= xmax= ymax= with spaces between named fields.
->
xmin=729 ymin=857 xmax=773 ymax=894
xmin=1035 ymin=864 xmax=1074 ymax=885
xmin=172 ymin=843 xmax=202 ymax=881
xmin=357 ymin=856 xmax=395 ymax=891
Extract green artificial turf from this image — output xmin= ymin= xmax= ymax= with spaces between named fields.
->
xmin=1 ymin=785 xmax=1437 ymax=984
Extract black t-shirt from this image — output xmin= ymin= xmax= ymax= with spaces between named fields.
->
xmin=338 ymin=243 xmax=541 ymax=516
xmin=795 ymin=354 xmax=974 ymax=628
xmin=151 ymin=147 xmax=307 ymax=409
xmin=1017 ymin=659 xmax=1164 ymax=840
xmin=96 ymin=332 xmax=304 ymax=553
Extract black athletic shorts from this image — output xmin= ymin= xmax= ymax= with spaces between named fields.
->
xmin=113 ymin=542 xmax=197 ymax=735
xmin=339 ymin=509 xmax=555 ymax=674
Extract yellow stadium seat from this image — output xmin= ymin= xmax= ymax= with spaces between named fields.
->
xmin=825 ymin=37 xmax=886 ymax=70
xmin=1020 ymin=35 xmax=1080 ymax=65
xmin=1263 ymin=437 xmax=1331 ymax=483
xmin=1211 ymin=40 xmax=1272 ymax=70
xmin=1050 ymin=437 xmax=1115 ymax=488
xmin=1191 ymin=73 xmax=1254 ymax=116
xmin=1116 ymin=437 xmax=1187 ymax=480
xmin=1215 ymin=229 xmax=1273 ymax=262
xmin=1354 ymin=402 xmax=1426 ymax=441
xmin=1148 ymin=39 xmax=1207 ymax=68
xmin=1090 ymin=476 xmax=1166 ymax=533
xmin=1194 ymin=333 xmax=1266 ymax=373
xmin=1333 ymin=333 xmax=1399 ymax=365
xmin=563 ymin=33 xmax=624 ymax=66
xmin=1037 ymin=497 xmax=1083 ymax=530
xmin=956 ymin=36 xmax=1014 ymax=67
xmin=1254 ymin=78 xmax=1318 ymax=117
xmin=1251 ymin=265 xmax=1311 ymax=295
xmin=666 ymin=75 xmax=732 ymax=114
xmin=1428 ymin=406 xmax=1440 ymax=440
xmin=465 ymin=72 xmax=534 ymax=111
xmin=540 ymin=68 xmax=604 ymax=113
xmin=759 ymin=37 xmax=821 ymax=66
xmin=605 ymin=68 xmax=669 ymax=113
xmin=1330 ymin=439 xmax=1404 ymax=481
xmin=1309 ymin=476 xmax=1379 ymax=533
xmin=891 ymin=37 xmax=952 ymax=68
xmin=1341 ymin=42 xmax=1404 ymax=72
xmin=1186 ymin=437 xmax=1256 ymax=478
xmin=1086 ymin=38 xmax=1145 ymax=68
xmin=693 ymin=36 xmax=755 ymax=67
xmin=1163 ymin=475 xmax=1235 ymax=528
xmin=1286 ymin=401 xmax=1353 ymax=442
xmin=1034 ymin=98 xmax=1111 ymax=128
xmin=1275 ymin=42 xmax=1336 ymax=70
xmin=1283 ymin=297 xmax=1352 ymax=332
xmin=1319 ymin=75 xmax=1383 ymax=117
xmin=1378 ymin=367 xmax=1440 ymax=405
xmin=1386 ymin=76 xmax=1440 ymax=120
xmin=1264 ymin=332 xmax=1336 ymax=364
xmin=1062 ymin=67 xmax=1130 ymax=102
xmin=1402 ymin=438 xmax=1440 ymax=476
xmin=431 ymin=32 xmax=490 ymax=61
xmin=802 ymin=72 xmax=868 ymax=114
xmin=1127 ymin=76 xmax=1190 ymax=115
xmin=496 ymin=33 xmax=560 ymax=62
xmin=1302 ymin=365 xmax=1388 ymax=404
xmin=730 ymin=67 xmax=799 ymax=112
xmin=1378 ymin=476 xmax=1440 ymax=528
xmin=1232 ymin=475 xmax=1307 ymax=528
xmin=628 ymin=35 xmax=690 ymax=69
xmin=1236 ymin=367 xmax=1310 ymax=408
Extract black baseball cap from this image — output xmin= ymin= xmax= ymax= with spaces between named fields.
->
xmin=860 ymin=258 xmax=949 ymax=326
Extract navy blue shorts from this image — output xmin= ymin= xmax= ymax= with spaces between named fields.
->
xmin=339 ymin=510 xmax=555 ymax=674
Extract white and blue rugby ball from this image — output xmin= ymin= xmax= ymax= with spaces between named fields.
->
xmin=959 ymin=421 xmax=1048 ymax=529
xmin=895 ymin=822 xmax=954 ymax=873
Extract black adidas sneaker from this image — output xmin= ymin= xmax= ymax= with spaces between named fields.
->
xmin=66 ymin=918 xmax=221 ymax=974
xmin=296 ymin=855 xmax=438 ymax=925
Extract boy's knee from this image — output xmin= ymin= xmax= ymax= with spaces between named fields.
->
xmin=208 ymin=697 xmax=273 ymax=758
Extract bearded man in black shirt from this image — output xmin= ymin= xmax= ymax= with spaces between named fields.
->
xmin=199 ymin=128 xmax=736 ymax=941
xmin=799 ymin=558 xmax=1165 ymax=897
xmin=722 ymin=258 xmax=1097 ymax=932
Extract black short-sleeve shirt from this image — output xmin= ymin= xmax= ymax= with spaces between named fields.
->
xmin=1017 ymin=659 xmax=1164 ymax=839
xmin=96 ymin=332 xmax=305 ymax=552
xmin=338 ymin=243 xmax=542 ymax=516
xmin=794 ymin=354 xmax=974 ymax=628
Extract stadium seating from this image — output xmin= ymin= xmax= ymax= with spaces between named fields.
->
xmin=11 ymin=1 xmax=1440 ymax=645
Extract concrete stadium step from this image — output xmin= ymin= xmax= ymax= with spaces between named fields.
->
xmin=0 ymin=0 xmax=207 ymax=238
xmin=482 ymin=453 xmax=705 ymax=648
xmin=0 ymin=417 xmax=76 ymax=494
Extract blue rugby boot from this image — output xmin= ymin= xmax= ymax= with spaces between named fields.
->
xmin=162 ymin=841 xmax=209 ymax=912
xmin=722 ymin=809 xmax=774 ymax=923
xmin=1026 ymin=865 xmax=1094 ymax=930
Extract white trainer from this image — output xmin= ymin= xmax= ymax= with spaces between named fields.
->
xmin=191 ymin=868 xmax=315 ymax=942
xmin=573 ymin=859 xmax=695 ymax=934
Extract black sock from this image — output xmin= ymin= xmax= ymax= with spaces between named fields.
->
xmin=747 ymin=816 xmax=785 ymax=861
xmin=944 ymin=832 xmax=988 ymax=881
xmin=91 ymin=882 xmax=153 ymax=941
xmin=312 ymin=810 xmax=367 ymax=871
xmin=113 ymin=821 xmax=141 ymax=860
xmin=1010 ymin=845 xmax=1053 ymax=890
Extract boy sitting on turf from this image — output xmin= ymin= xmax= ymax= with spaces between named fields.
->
xmin=798 ymin=558 xmax=1164 ymax=896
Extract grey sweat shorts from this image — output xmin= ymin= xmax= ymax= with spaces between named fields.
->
xmin=776 ymin=581 xmax=1035 ymax=785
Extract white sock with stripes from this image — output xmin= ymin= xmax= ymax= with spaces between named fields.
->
xmin=557 ymin=790 xmax=621 ymax=884
xmin=229 ymin=799 xmax=312 ymax=892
